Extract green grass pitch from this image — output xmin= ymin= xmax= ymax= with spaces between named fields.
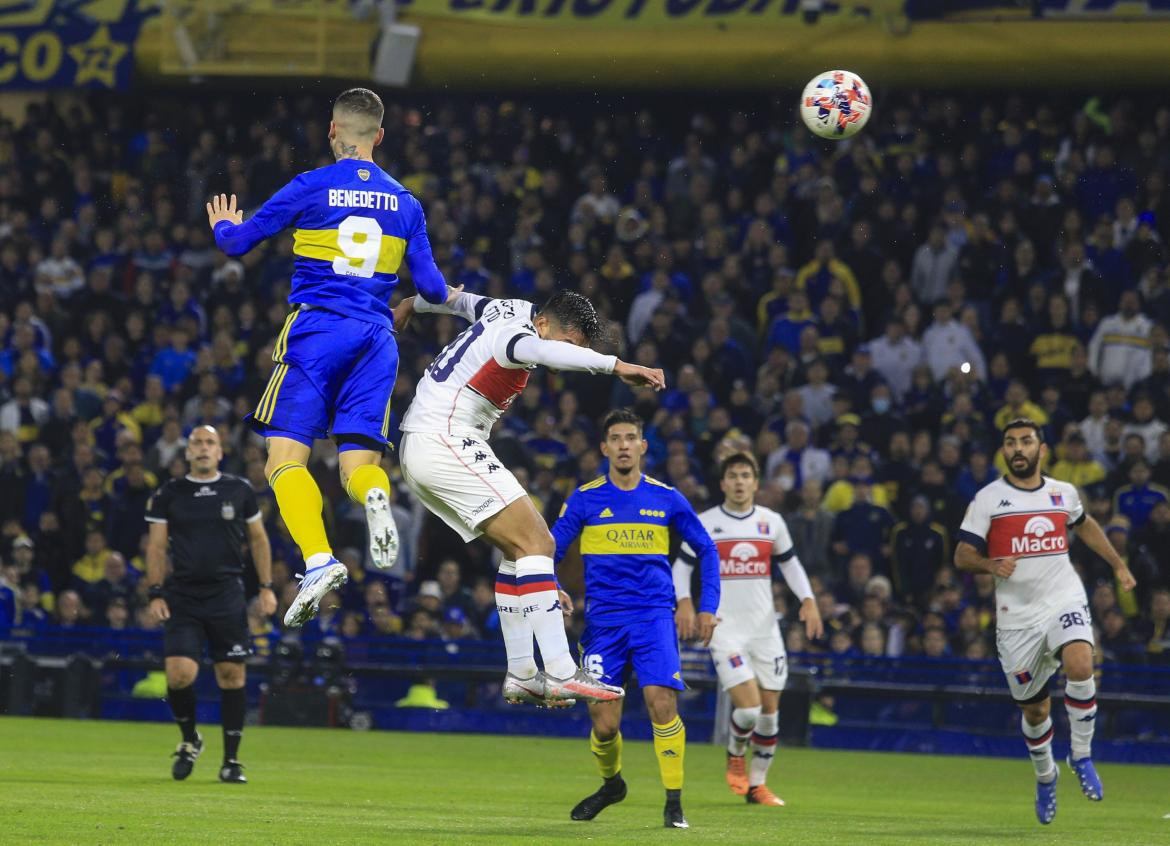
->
xmin=1 ymin=716 xmax=1167 ymax=845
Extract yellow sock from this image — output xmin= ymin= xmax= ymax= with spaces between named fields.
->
xmin=652 ymin=717 xmax=685 ymax=790
xmin=345 ymin=463 xmax=391 ymax=505
xmin=590 ymin=731 xmax=622 ymax=779
xmin=268 ymin=462 xmax=332 ymax=559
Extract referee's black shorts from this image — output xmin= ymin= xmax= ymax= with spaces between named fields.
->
xmin=164 ymin=583 xmax=251 ymax=664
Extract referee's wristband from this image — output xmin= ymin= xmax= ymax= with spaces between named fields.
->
xmin=147 ymin=584 xmax=165 ymax=601
xmin=260 ymin=582 xmax=275 ymax=591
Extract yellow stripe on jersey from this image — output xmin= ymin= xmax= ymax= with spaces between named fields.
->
xmin=577 ymin=476 xmax=607 ymax=492
xmin=581 ymin=523 xmax=670 ymax=556
xmin=643 ymin=476 xmax=673 ymax=489
xmin=292 ymin=228 xmax=407 ymax=275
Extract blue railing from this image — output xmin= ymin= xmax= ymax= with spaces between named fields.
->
xmin=6 ymin=625 xmax=1170 ymax=697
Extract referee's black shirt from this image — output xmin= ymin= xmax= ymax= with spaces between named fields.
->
xmin=146 ymin=473 xmax=261 ymax=598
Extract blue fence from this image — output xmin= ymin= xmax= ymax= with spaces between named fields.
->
xmin=4 ymin=626 xmax=1169 ymax=763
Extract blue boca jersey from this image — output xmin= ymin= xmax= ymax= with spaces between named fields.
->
xmin=552 ymin=474 xmax=720 ymax=626
xmin=213 ymin=159 xmax=446 ymax=331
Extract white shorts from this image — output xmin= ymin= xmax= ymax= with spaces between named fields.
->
xmin=399 ymin=432 xmax=528 ymax=543
xmin=996 ymin=598 xmax=1094 ymax=702
xmin=709 ymin=625 xmax=788 ymax=692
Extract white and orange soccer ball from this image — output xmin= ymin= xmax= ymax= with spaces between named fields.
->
xmin=800 ymin=70 xmax=872 ymax=140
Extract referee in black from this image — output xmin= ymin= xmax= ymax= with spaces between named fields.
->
xmin=145 ymin=425 xmax=275 ymax=783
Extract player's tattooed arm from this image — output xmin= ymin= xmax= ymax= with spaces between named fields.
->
xmin=1073 ymin=514 xmax=1137 ymax=592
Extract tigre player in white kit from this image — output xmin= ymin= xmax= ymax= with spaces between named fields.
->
xmin=672 ymin=452 xmax=824 ymax=807
xmin=955 ymin=419 xmax=1136 ymax=825
xmin=393 ymin=286 xmax=665 ymax=706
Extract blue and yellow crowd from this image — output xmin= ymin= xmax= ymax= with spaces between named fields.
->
xmin=0 ymin=91 xmax=1168 ymax=665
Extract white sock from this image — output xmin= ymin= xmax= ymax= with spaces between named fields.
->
xmin=728 ymin=706 xmax=760 ymax=757
xmin=306 ymin=552 xmax=333 ymax=570
xmin=1065 ymin=678 xmax=1098 ymax=760
xmin=495 ymin=560 xmax=538 ymax=678
xmin=749 ymin=711 xmax=779 ymax=788
xmin=515 ymin=554 xmax=576 ymax=678
xmin=1021 ymin=714 xmax=1056 ymax=783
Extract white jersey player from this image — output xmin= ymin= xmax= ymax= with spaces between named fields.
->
xmin=672 ymin=452 xmax=823 ymax=808
xmin=393 ymin=286 xmax=665 ymax=707
xmin=955 ymin=418 xmax=1136 ymax=825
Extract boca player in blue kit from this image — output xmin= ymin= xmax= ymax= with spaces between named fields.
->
xmin=206 ymin=88 xmax=448 ymax=627
xmin=552 ymin=409 xmax=721 ymax=829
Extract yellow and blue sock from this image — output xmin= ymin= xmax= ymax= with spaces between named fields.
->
xmin=345 ymin=463 xmax=391 ymax=505
xmin=268 ymin=462 xmax=332 ymax=567
xmin=590 ymin=730 xmax=622 ymax=780
xmin=652 ymin=716 xmax=685 ymax=790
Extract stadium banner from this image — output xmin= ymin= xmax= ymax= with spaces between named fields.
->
xmin=393 ymin=0 xmax=1170 ymax=89
xmin=0 ymin=0 xmax=156 ymax=90
xmin=396 ymin=0 xmax=906 ymax=26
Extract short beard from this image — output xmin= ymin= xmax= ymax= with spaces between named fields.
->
xmin=1007 ymin=455 xmax=1039 ymax=480
xmin=612 ymin=460 xmax=636 ymax=476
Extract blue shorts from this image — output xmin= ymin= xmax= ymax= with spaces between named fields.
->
xmin=579 ymin=614 xmax=684 ymax=691
xmin=247 ymin=306 xmax=399 ymax=449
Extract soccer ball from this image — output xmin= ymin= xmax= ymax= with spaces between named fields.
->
xmin=800 ymin=70 xmax=872 ymax=140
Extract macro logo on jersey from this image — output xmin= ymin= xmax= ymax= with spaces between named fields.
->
xmin=718 ymin=539 xmax=771 ymax=578
xmin=581 ymin=523 xmax=669 ymax=555
xmin=987 ymin=511 xmax=1069 ymax=559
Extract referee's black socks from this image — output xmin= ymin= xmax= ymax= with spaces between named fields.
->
xmin=168 ymin=686 xmax=199 ymax=744
xmin=221 ymin=687 xmax=246 ymax=762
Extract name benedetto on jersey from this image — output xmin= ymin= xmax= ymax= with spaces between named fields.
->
xmin=400 ymin=298 xmax=538 ymax=437
xmin=957 ymin=476 xmax=1088 ymax=630
xmin=681 ymin=505 xmax=795 ymax=637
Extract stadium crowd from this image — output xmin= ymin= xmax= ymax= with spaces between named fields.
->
xmin=1 ymin=90 xmax=1169 ymax=668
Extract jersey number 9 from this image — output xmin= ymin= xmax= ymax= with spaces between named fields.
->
xmin=334 ymin=215 xmax=384 ymax=278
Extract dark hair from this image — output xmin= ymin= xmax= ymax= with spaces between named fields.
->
xmin=539 ymin=291 xmax=601 ymax=344
xmin=333 ymin=87 xmax=384 ymax=125
xmin=1002 ymin=418 xmax=1044 ymax=443
xmin=720 ymin=451 xmax=759 ymax=479
xmin=602 ymin=408 xmax=643 ymax=439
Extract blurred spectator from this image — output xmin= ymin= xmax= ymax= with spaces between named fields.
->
xmin=1088 ymin=290 xmax=1153 ymax=388
xmin=889 ymin=495 xmax=949 ymax=606
xmin=1113 ymin=460 xmax=1169 ymax=530
xmin=783 ymin=479 xmax=834 ymax=583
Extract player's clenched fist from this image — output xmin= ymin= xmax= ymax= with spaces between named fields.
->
xmin=993 ymin=557 xmax=1017 ymax=579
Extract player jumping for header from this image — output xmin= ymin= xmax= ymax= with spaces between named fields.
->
xmin=393 ymin=286 xmax=665 ymax=705
xmin=955 ymin=419 xmax=1136 ymax=825
xmin=673 ymin=451 xmax=823 ymax=807
xmin=206 ymin=88 xmax=449 ymax=628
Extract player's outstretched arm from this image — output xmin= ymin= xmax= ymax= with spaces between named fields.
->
xmin=1073 ymin=514 xmax=1137 ymax=591
xmin=954 ymin=541 xmax=1017 ymax=579
xmin=208 ymin=175 xmax=306 ymax=256
xmin=510 ymin=335 xmax=665 ymax=389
